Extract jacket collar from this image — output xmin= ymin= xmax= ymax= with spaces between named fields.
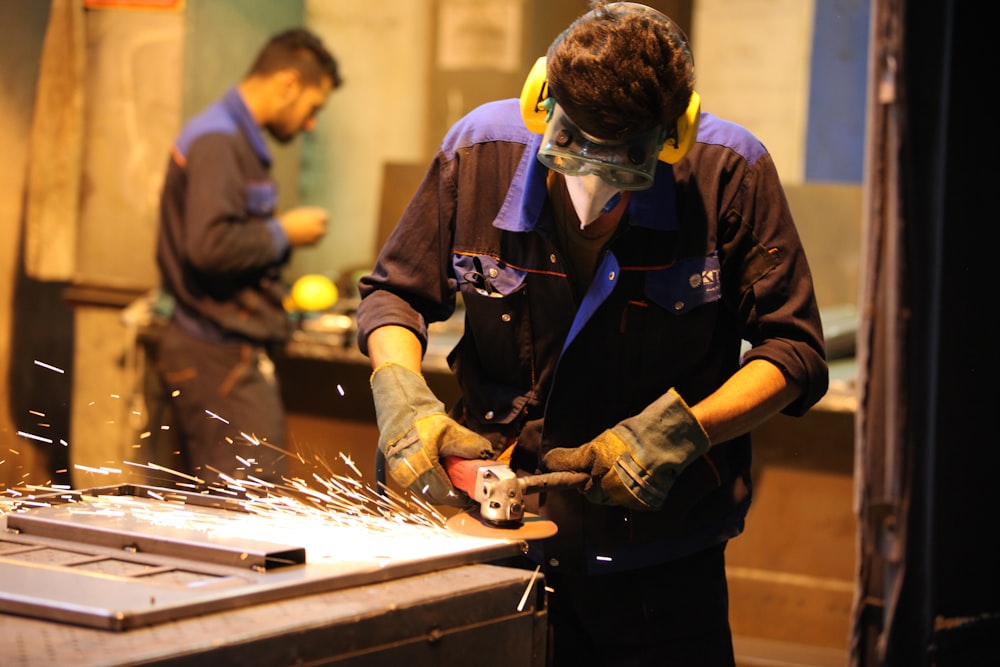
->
xmin=493 ymin=139 xmax=680 ymax=233
xmin=223 ymin=87 xmax=272 ymax=167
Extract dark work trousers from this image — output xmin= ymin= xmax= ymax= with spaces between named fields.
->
xmin=542 ymin=542 xmax=735 ymax=666
xmin=156 ymin=320 xmax=288 ymax=485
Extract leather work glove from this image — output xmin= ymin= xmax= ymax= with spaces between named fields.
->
xmin=542 ymin=388 xmax=710 ymax=511
xmin=370 ymin=362 xmax=493 ymax=507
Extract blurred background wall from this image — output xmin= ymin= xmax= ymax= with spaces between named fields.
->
xmin=1 ymin=0 xmax=867 ymax=484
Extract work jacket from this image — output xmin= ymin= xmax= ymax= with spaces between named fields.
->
xmin=357 ymin=98 xmax=828 ymax=574
xmin=157 ymin=87 xmax=292 ymax=345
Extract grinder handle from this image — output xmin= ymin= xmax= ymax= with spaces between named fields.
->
xmin=520 ymin=470 xmax=591 ymax=494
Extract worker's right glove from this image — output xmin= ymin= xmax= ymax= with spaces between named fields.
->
xmin=370 ymin=362 xmax=493 ymax=507
xmin=542 ymin=388 xmax=710 ymax=511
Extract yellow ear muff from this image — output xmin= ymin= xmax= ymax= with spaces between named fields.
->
xmin=658 ymin=91 xmax=701 ymax=164
xmin=520 ymin=57 xmax=550 ymax=134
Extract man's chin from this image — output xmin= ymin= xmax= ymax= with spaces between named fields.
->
xmin=266 ymin=128 xmax=295 ymax=144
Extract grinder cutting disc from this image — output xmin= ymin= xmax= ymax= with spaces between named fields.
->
xmin=446 ymin=509 xmax=559 ymax=540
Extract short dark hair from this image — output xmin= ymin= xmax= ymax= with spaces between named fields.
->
xmin=247 ymin=28 xmax=343 ymax=89
xmin=546 ymin=1 xmax=694 ymax=140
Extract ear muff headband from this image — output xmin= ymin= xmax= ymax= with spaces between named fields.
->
xmin=519 ymin=56 xmax=701 ymax=164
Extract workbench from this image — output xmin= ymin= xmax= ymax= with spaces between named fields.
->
xmin=0 ymin=563 xmax=546 ymax=667
xmin=0 ymin=486 xmax=546 ymax=667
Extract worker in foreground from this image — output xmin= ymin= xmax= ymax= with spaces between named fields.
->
xmin=356 ymin=2 xmax=828 ymax=664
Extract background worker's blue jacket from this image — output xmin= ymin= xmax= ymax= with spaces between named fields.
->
xmin=158 ymin=87 xmax=292 ymax=345
xmin=357 ymin=98 xmax=829 ymax=574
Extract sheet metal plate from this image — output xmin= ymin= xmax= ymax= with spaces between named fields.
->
xmin=5 ymin=488 xmax=305 ymax=571
xmin=0 ymin=485 xmax=523 ymax=631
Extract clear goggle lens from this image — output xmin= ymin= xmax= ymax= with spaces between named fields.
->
xmin=537 ymin=104 xmax=662 ymax=191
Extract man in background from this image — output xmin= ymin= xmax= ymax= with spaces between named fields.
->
xmin=156 ymin=28 xmax=341 ymax=485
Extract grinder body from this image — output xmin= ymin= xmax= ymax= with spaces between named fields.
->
xmin=444 ymin=456 xmax=589 ymax=527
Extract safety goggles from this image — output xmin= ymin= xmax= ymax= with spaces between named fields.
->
xmin=537 ymin=103 xmax=663 ymax=190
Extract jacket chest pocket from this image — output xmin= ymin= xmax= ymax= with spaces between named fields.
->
xmin=452 ymin=253 xmax=533 ymax=390
xmin=246 ymin=181 xmax=277 ymax=217
xmin=454 ymin=254 xmax=526 ymax=299
xmin=644 ymin=252 xmax=722 ymax=314
xmin=614 ymin=252 xmax=724 ymax=394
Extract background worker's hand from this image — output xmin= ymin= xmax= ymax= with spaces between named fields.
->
xmin=370 ymin=362 xmax=493 ymax=507
xmin=279 ymin=206 xmax=328 ymax=246
xmin=543 ymin=388 xmax=710 ymax=511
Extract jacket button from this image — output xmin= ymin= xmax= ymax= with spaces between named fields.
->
xmin=674 ymin=300 xmax=685 ymax=310
xmin=485 ymin=411 xmax=495 ymax=420
xmin=501 ymin=313 xmax=511 ymax=322
xmin=549 ymin=253 xmax=557 ymax=263
xmin=488 ymin=267 xmax=498 ymax=278
xmin=608 ymin=271 xmax=616 ymax=281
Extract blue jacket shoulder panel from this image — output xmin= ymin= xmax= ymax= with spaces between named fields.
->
xmin=174 ymin=100 xmax=238 ymax=159
xmin=440 ymin=99 xmax=537 ymax=155
xmin=437 ymin=99 xmax=547 ymax=233
xmin=173 ymin=88 xmax=271 ymax=166
xmin=695 ymin=113 xmax=769 ymax=167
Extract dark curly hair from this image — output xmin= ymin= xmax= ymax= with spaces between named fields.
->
xmin=546 ymin=1 xmax=694 ymax=141
xmin=247 ymin=28 xmax=343 ymax=90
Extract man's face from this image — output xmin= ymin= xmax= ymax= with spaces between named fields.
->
xmin=266 ymin=75 xmax=333 ymax=144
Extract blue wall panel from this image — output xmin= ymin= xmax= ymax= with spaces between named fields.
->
xmin=805 ymin=0 xmax=870 ymax=183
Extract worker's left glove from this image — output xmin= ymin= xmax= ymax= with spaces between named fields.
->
xmin=542 ymin=388 xmax=710 ymax=511
xmin=370 ymin=362 xmax=493 ymax=507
